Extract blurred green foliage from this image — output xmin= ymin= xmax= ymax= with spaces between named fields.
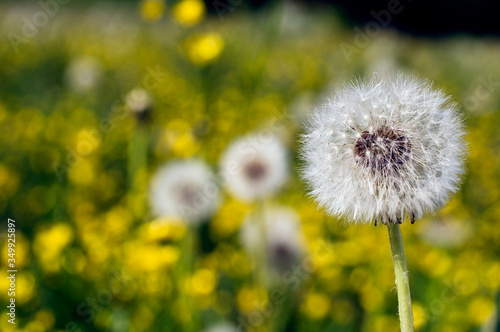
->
xmin=0 ymin=1 xmax=500 ymax=332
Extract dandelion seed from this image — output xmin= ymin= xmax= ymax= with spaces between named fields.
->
xmin=301 ymin=73 xmax=466 ymax=225
xmin=149 ymin=160 xmax=219 ymax=224
xmin=221 ymin=134 xmax=288 ymax=202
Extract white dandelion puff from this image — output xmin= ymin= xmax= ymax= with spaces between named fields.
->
xmin=220 ymin=134 xmax=288 ymax=202
xmin=301 ymin=73 xmax=466 ymax=225
xmin=64 ymin=55 xmax=103 ymax=93
xmin=149 ymin=160 xmax=220 ymax=224
xmin=240 ymin=206 xmax=306 ymax=272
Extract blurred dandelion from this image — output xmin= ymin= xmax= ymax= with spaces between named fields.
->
xmin=301 ymin=73 xmax=467 ymax=332
xmin=418 ymin=217 xmax=471 ymax=248
xmin=149 ymin=160 xmax=220 ymax=224
xmin=64 ymin=56 xmax=103 ymax=93
xmin=240 ymin=206 xmax=306 ymax=273
xmin=221 ymin=134 xmax=288 ymax=202
xmin=125 ymin=87 xmax=153 ymax=123
xmin=240 ymin=205 xmax=307 ymax=330
xmin=201 ymin=322 xmax=237 ymax=332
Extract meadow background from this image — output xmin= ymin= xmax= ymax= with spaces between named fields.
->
xmin=1 ymin=0 xmax=500 ymax=331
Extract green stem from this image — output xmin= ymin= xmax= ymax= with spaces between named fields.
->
xmin=127 ymin=124 xmax=149 ymax=219
xmin=387 ymin=223 xmax=414 ymax=332
xmin=256 ymin=200 xmax=268 ymax=287
xmin=256 ymin=202 xmax=274 ymax=331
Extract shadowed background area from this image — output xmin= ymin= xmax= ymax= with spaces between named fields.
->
xmin=0 ymin=1 xmax=500 ymax=332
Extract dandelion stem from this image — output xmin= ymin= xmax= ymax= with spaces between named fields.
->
xmin=387 ymin=222 xmax=414 ymax=332
xmin=256 ymin=200 xmax=268 ymax=287
xmin=127 ymin=123 xmax=149 ymax=219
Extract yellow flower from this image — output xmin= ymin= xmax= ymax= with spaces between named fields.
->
xmin=0 ymin=164 xmax=20 ymax=197
xmin=15 ymin=272 xmax=36 ymax=304
xmin=210 ymin=199 xmax=248 ymax=238
xmin=140 ymin=0 xmax=165 ymax=22
xmin=186 ymin=33 xmax=224 ymax=66
xmin=140 ymin=218 xmax=186 ymax=243
xmin=68 ymin=159 xmax=95 ymax=185
xmin=412 ymin=302 xmax=427 ymax=331
xmin=237 ymin=286 xmax=267 ymax=314
xmin=191 ymin=269 xmax=216 ymax=295
xmin=125 ymin=242 xmax=179 ymax=273
xmin=104 ymin=207 xmax=133 ymax=240
xmin=302 ymin=292 xmax=331 ymax=320
xmin=33 ymin=224 xmax=73 ymax=273
xmin=155 ymin=119 xmax=200 ymax=157
xmin=486 ymin=261 xmax=500 ymax=290
xmin=453 ymin=268 xmax=479 ymax=295
xmin=172 ymin=0 xmax=205 ymax=27
xmin=371 ymin=315 xmax=399 ymax=332
xmin=468 ymin=296 xmax=495 ymax=326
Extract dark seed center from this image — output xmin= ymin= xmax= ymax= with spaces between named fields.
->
xmin=178 ymin=185 xmax=201 ymax=207
xmin=354 ymin=127 xmax=411 ymax=174
xmin=270 ymin=242 xmax=298 ymax=271
xmin=244 ymin=161 xmax=267 ymax=181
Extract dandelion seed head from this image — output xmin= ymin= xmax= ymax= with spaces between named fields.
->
xmin=149 ymin=160 xmax=219 ymax=224
xmin=221 ymin=134 xmax=288 ymax=202
xmin=301 ymin=73 xmax=467 ymax=225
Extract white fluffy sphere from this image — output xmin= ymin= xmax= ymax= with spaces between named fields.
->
xmin=220 ymin=134 xmax=288 ymax=202
xmin=301 ymin=73 xmax=466 ymax=225
xmin=149 ymin=160 xmax=220 ymax=224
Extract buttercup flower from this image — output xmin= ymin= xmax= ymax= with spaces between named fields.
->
xmin=301 ymin=73 xmax=466 ymax=225
xmin=240 ymin=206 xmax=306 ymax=271
xmin=220 ymin=134 xmax=288 ymax=202
xmin=149 ymin=160 xmax=219 ymax=224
